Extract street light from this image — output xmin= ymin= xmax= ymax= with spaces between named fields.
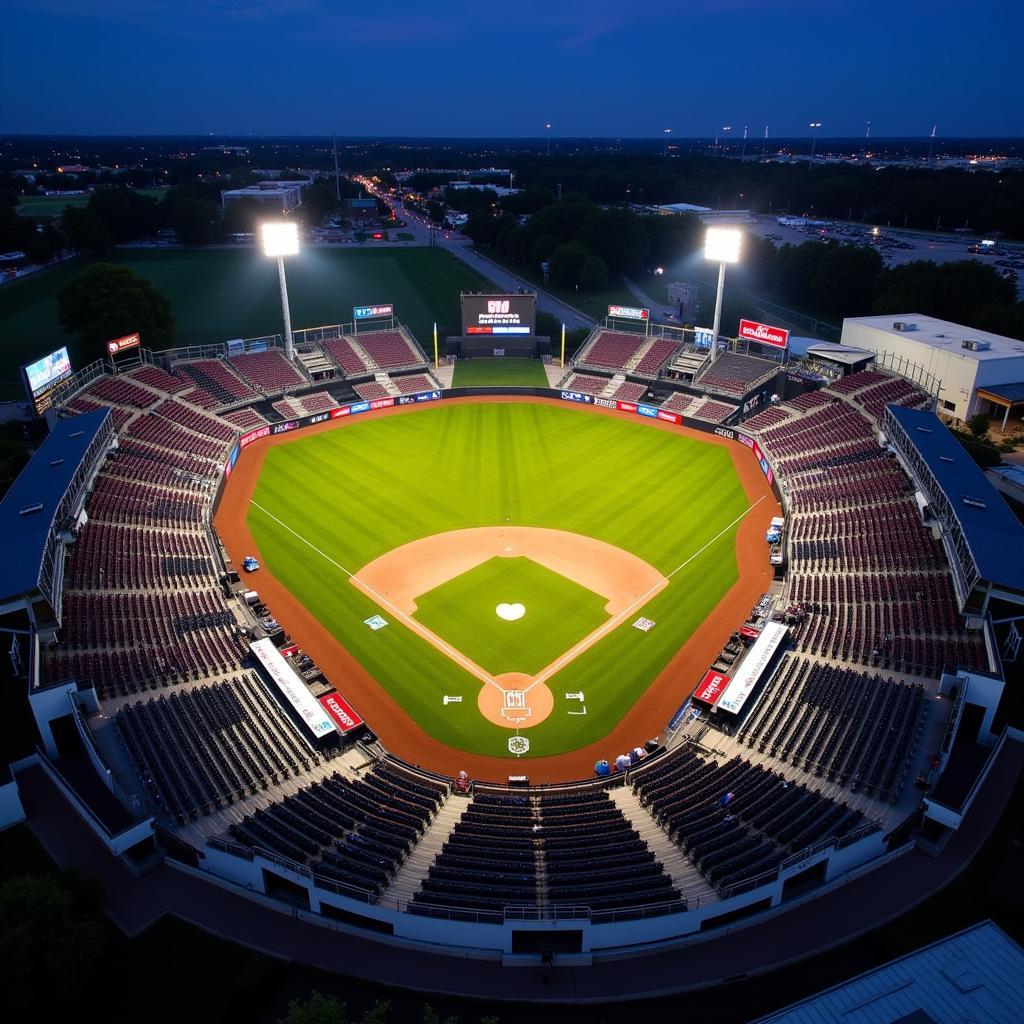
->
xmin=262 ymin=221 xmax=299 ymax=361
xmin=703 ymin=227 xmax=742 ymax=362
xmin=809 ymin=122 xmax=822 ymax=164
xmin=545 ymin=122 xmax=552 ymax=157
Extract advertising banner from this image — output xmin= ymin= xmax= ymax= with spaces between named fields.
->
xmin=560 ymin=391 xmax=595 ymax=405
xmin=318 ymin=692 xmax=364 ymax=734
xmin=616 ymin=401 xmax=638 ymax=413
xmin=738 ymin=319 xmax=789 ymax=349
xmin=694 ymin=670 xmax=730 ymax=706
xmin=106 ymin=332 xmax=140 ymax=355
xmin=657 ymin=409 xmax=681 ymax=424
xmin=250 ymin=638 xmax=336 ymax=740
xmin=607 ymin=304 xmax=649 ymax=321
xmin=637 ymin=404 xmax=657 ymax=418
xmin=716 ymin=622 xmax=788 ymax=715
xmin=354 ymin=304 xmax=394 ymax=320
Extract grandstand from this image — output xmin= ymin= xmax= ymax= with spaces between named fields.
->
xmin=3 ymin=329 xmax=1022 ymax=989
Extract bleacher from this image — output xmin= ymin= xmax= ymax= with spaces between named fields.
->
xmin=563 ymin=372 xmax=609 ymax=395
xmin=634 ymin=339 xmax=681 ymax=377
xmin=352 ymin=330 xmax=425 ymax=371
xmin=176 ymin=359 xmax=256 ymax=406
xmin=689 ymin=398 xmax=739 ymax=424
xmin=229 ymin=350 xmax=307 ymax=393
xmin=696 ymin=352 xmax=777 ymax=398
xmin=322 ymin=337 xmax=371 ymax=377
xmin=577 ymin=331 xmax=647 ymax=372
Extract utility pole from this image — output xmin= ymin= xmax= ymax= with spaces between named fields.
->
xmin=927 ymin=123 xmax=937 ymax=162
xmin=741 ymin=126 xmax=748 ymax=160
xmin=332 ymin=134 xmax=341 ymax=201
xmin=761 ymin=125 xmax=768 ymax=157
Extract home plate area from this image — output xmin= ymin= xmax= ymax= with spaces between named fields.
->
xmin=349 ymin=526 xmax=668 ymax=731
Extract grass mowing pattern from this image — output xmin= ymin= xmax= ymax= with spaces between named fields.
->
xmin=452 ymin=358 xmax=548 ymax=388
xmin=248 ymin=402 xmax=748 ymax=758
xmin=413 ymin=556 xmax=610 ymax=676
xmin=0 ymin=246 xmax=494 ymax=388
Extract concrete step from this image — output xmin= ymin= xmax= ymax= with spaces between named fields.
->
xmin=608 ymin=786 xmax=719 ymax=909
xmin=381 ymin=796 xmax=469 ymax=904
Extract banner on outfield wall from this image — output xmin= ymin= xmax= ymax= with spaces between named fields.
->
xmin=738 ymin=319 xmax=789 ymax=350
xmin=250 ymin=638 xmax=337 ymax=740
xmin=318 ymin=692 xmax=364 ymax=734
xmin=694 ymin=669 xmax=730 ymax=706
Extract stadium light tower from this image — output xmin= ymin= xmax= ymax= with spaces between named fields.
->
xmin=703 ymin=226 xmax=742 ymax=362
xmin=809 ymin=121 xmax=822 ymax=164
xmin=262 ymin=221 xmax=299 ymax=362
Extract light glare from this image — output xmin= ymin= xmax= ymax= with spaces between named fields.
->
xmin=262 ymin=221 xmax=299 ymax=257
xmin=704 ymin=227 xmax=742 ymax=264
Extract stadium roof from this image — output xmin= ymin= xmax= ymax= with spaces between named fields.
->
xmin=845 ymin=314 xmax=1024 ymax=362
xmin=888 ymin=405 xmax=1024 ymax=590
xmin=0 ymin=409 xmax=109 ymax=601
xmin=805 ymin=343 xmax=875 ymax=366
xmin=752 ymin=920 xmax=1024 ymax=1024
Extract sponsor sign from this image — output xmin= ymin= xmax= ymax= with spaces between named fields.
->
xmin=637 ymin=404 xmax=657 ymax=418
xmin=318 ymin=692 xmax=364 ymax=733
xmin=694 ymin=669 xmax=730 ymax=706
xmin=560 ymin=390 xmax=594 ymax=405
xmin=608 ymin=304 xmax=649 ymax=321
xmin=737 ymin=433 xmax=755 ymax=449
xmin=738 ymin=318 xmax=789 ymax=349
xmin=594 ymin=397 xmax=616 ymax=409
xmin=415 ymin=390 xmax=440 ymax=402
xmin=617 ymin=401 xmax=638 ymax=413
xmin=223 ymin=444 xmax=240 ymax=479
xmin=714 ymin=427 xmax=735 ymax=440
xmin=354 ymin=303 xmax=394 ymax=320
xmin=271 ymin=420 xmax=299 ymax=435
xmin=397 ymin=395 xmax=416 ymax=406
xmin=280 ymin=643 xmax=300 ymax=657
xmin=240 ymin=426 xmax=271 ymax=448
xmin=350 ymin=401 xmax=370 ymax=414
xmin=369 ymin=398 xmax=394 ymax=410
xmin=716 ymin=622 xmax=788 ymax=715
xmin=250 ymin=638 xmax=336 ymax=739
xmin=106 ymin=332 xmax=140 ymax=355
xmin=694 ymin=328 xmax=715 ymax=350
xmin=330 ymin=406 xmax=351 ymax=418
xmin=227 ymin=338 xmax=245 ymax=357
xmin=308 ymin=412 xmax=329 ymax=425
xmin=657 ymin=409 xmax=681 ymax=424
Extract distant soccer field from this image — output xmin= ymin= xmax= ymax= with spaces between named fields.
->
xmin=0 ymin=246 xmax=495 ymax=389
xmin=15 ymin=189 xmax=166 ymax=218
xmin=452 ymin=357 xmax=548 ymax=388
xmin=246 ymin=402 xmax=749 ymax=758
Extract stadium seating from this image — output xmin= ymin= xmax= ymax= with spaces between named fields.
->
xmin=352 ymin=330 xmax=424 ymax=371
xmin=564 ymin=372 xmax=609 ymax=395
xmin=696 ymin=352 xmax=777 ymax=397
xmin=322 ymin=337 xmax=372 ymax=376
xmin=229 ymin=350 xmax=307 ymax=393
xmin=689 ymin=398 xmax=739 ymax=423
xmin=176 ymin=359 xmax=257 ymax=405
xmin=353 ymin=381 xmax=391 ymax=402
xmin=634 ymin=339 xmax=681 ymax=377
xmin=220 ymin=407 xmax=268 ymax=430
xmin=608 ymin=380 xmax=647 ymax=403
xmin=659 ymin=392 xmax=698 ymax=415
xmin=85 ymin=375 xmax=162 ymax=409
xmin=577 ymin=331 xmax=647 ymax=371
xmin=126 ymin=365 xmax=191 ymax=395
xmin=394 ymin=374 xmax=434 ymax=395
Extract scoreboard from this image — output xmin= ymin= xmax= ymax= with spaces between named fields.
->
xmin=461 ymin=293 xmax=536 ymax=336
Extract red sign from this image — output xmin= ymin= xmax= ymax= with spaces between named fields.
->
xmin=657 ymin=409 xmax=681 ymax=424
xmin=616 ymin=401 xmax=638 ymax=413
xmin=330 ymin=406 xmax=351 ymax=419
xmin=369 ymin=397 xmax=394 ymax=410
xmin=280 ymin=643 xmax=300 ymax=657
xmin=738 ymin=319 xmax=789 ymax=349
xmin=318 ymin=692 xmax=363 ymax=733
xmin=106 ymin=332 xmax=140 ymax=355
xmin=694 ymin=669 xmax=730 ymax=706
xmin=240 ymin=426 xmax=271 ymax=448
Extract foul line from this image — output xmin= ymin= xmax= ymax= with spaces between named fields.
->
xmin=249 ymin=500 xmax=505 ymax=695
xmin=523 ymin=494 xmax=768 ymax=693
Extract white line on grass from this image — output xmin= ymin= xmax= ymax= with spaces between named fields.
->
xmin=522 ymin=494 xmax=767 ymax=694
xmin=249 ymin=500 xmax=506 ymax=695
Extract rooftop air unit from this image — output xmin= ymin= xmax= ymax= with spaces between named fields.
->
xmin=893 ymin=321 xmax=918 ymax=331
xmin=961 ymin=339 xmax=991 ymax=352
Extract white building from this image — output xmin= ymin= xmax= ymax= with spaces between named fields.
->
xmin=840 ymin=314 xmax=1024 ymax=422
xmin=657 ymin=202 xmax=753 ymax=224
xmin=220 ymin=181 xmax=308 ymax=214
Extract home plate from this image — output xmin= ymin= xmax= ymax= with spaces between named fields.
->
xmin=496 ymin=602 xmax=525 ymax=621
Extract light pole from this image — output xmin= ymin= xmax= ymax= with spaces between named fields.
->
xmin=721 ymin=125 xmax=732 ymax=153
xmin=545 ymin=122 xmax=552 ymax=157
xmin=703 ymin=227 xmax=742 ymax=362
xmin=261 ymin=221 xmax=299 ymax=361
xmin=809 ymin=122 xmax=822 ymax=165
xmin=663 ymin=127 xmax=672 ymax=157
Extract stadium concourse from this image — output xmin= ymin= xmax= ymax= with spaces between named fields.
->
xmin=1 ymin=312 xmax=1024 ymax=994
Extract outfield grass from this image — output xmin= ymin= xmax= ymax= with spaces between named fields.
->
xmin=451 ymin=357 xmax=548 ymax=388
xmin=248 ymin=402 xmax=749 ymax=758
xmin=413 ymin=556 xmax=610 ymax=676
xmin=0 ymin=246 xmax=494 ymax=389
xmin=15 ymin=188 xmax=166 ymax=218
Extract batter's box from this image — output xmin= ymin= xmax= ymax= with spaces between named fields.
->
xmin=501 ymin=690 xmax=531 ymax=719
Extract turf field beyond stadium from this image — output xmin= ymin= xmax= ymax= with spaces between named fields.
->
xmin=244 ymin=401 xmax=750 ymax=759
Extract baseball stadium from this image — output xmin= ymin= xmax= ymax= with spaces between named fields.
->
xmin=3 ymin=236 xmax=1024 ymax=1002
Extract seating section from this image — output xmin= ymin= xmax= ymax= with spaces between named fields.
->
xmin=395 ymin=374 xmax=434 ymax=395
xmin=634 ymin=339 xmax=681 ymax=376
xmin=115 ymin=675 xmax=320 ymax=824
xmin=578 ymin=331 xmax=646 ymax=371
xmin=297 ymin=390 xmax=340 ymax=414
xmin=412 ymin=789 xmax=680 ymax=921
xmin=737 ymin=656 xmax=926 ymax=802
xmin=741 ymin=406 xmax=793 ymax=432
xmin=696 ymin=352 xmax=777 ymax=397
xmin=126 ymin=365 xmax=190 ymax=395
xmin=229 ymin=763 xmax=447 ymax=898
xmin=353 ymin=381 xmax=390 ymax=402
xmin=229 ymin=350 xmax=307 ymax=393
xmin=609 ymin=380 xmax=647 ymax=403
xmin=154 ymin=399 xmax=237 ymax=443
xmin=660 ymin=391 xmax=698 ymax=415
xmin=689 ymin=398 xmax=738 ymax=423
xmin=353 ymin=330 xmax=424 ymax=371
xmin=85 ymin=375 xmax=162 ymax=409
xmin=631 ymin=748 xmax=870 ymax=893
xmin=853 ymin=376 xmax=931 ymax=421
xmin=176 ymin=359 xmax=256 ymax=405
xmin=123 ymin=412 xmax=227 ymax=461
xmin=564 ymin=372 xmax=609 ymax=395
xmin=220 ymin=406 xmax=268 ymax=430
xmin=323 ymin=336 xmax=372 ymax=376
xmin=100 ymin=437 xmax=221 ymax=492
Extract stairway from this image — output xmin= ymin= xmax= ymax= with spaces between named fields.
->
xmin=347 ymin=334 xmax=377 ymax=372
xmin=601 ymin=373 xmax=625 ymax=399
xmin=376 ymin=372 xmax=401 ymax=397
xmin=609 ymin=786 xmax=719 ymax=907
xmin=382 ymin=796 xmax=468 ymax=905
xmin=295 ymin=348 xmax=335 ymax=377
xmin=626 ymin=339 xmax=655 ymax=371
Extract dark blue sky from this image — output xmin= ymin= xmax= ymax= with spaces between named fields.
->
xmin=2 ymin=0 xmax=1019 ymax=137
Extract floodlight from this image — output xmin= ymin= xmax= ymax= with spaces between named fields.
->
xmin=261 ymin=221 xmax=299 ymax=258
xmin=704 ymin=226 xmax=742 ymax=264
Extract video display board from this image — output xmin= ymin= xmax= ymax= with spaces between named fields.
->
xmin=461 ymin=293 xmax=536 ymax=336
xmin=22 ymin=347 xmax=73 ymax=415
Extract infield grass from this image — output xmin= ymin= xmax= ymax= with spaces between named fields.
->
xmin=247 ymin=401 xmax=750 ymax=759
xmin=413 ymin=556 xmax=610 ymax=676
xmin=451 ymin=357 xmax=548 ymax=388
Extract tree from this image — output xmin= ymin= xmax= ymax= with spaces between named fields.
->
xmin=88 ymin=186 xmax=162 ymax=242
xmin=61 ymin=205 xmax=113 ymax=254
xmin=967 ymin=413 xmax=990 ymax=438
xmin=549 ymin=241 xmax=589 ymax=288
xmin=578 ymin=253 xmax=609 ymax=291
xmin=277 ymin=992 xmax=391 ymax=1024
xmin=57 ymin=263 xmax=175 ymax=353
xmin=170 ymin=198 xmax=222 ymax=245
